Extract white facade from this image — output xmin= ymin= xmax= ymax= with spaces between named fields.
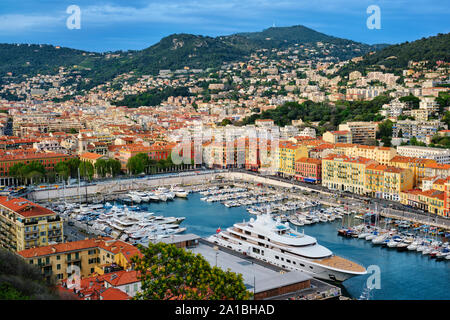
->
xmin=397 ymin=145 xmax=450 ymax=164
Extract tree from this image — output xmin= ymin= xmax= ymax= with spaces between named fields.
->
xmin=381 ymin=136 xmax=392 ymax=147
xmin=94 ymin=159 xmax=108 ymax=178
xmin=55 ymin=161 xmax=70 ymax=181
xmin=9 ymin=163 xmax=26 ymax=184
xmin=20 ymin=161 xmax=46 ymax=185
xmin=126 ymin=153 xmax=149 ymax=175
xmin=132 ymin=243 xmax=252 ymax=300
xmin=79 ymin=161 xmax=94 ymax=180
xmin=0 ymin=249 xmax=62 ymax=300
xmin=399 ymin=94 xmax=420 ymax=109
xmin=218 ymin=119 xmax=232 ymax=126
xmin=107 ymin=159 xmax=122 ymax=177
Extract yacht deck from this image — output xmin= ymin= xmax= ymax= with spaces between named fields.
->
xmin=315 ymin=255 xmax=366 ymax=273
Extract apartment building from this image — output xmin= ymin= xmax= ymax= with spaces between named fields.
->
xmin=0 ymin=149 xmax=72 ymax=186
xmin=277 ymin=141 xmax=301 ymax=177
xmin=323 ymin=131 xmax=352 ymax=144
xmin=294 ymin=157 xmax=322 ymax=183
xmin=397 ymin=145 xmax=450 ymax=164
xmin=364 ymin=164 xmax=413 ymax=202
xmin=335 ymin=144 xmax=397 ymax=165
xmin=0 ymin=196 xmax=63 ymax=252
xmin=338 ymin=122 xmax=377 ymax=145
xmin=17 ymin=237 xmax=142 ymax=282
xmin=389 ymin=156 xmax=437 ymax=187
xmin=322 ymin=154 xmax=377 ymax=195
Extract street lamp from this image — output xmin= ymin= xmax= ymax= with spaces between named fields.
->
xmin=213 ymin=246 xmax=219 ymax=267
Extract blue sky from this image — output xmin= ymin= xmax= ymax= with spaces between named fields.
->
xmin=0 ymin=0 xmax=448 ymax=52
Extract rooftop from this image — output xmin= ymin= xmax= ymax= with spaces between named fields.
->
xmin=0 ymin=196 xmax=55 ymax=218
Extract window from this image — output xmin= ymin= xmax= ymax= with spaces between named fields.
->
xmin=275 ymin=256 xmax=279 ymax=260
xmin=57 ymin=264 xmax=61 ymax=270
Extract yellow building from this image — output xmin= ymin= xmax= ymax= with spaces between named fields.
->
xmin=0 ymin=196 xmax=63 ymax=252
xmin=322 ymin=154 xmax=377 ymax=195
xmin=389 ymin=156 xmax=437 ymax=187
xmin=400 ymin=189 xmax=445 ymax=217
xmin=277 ymin=141 xmax=301 ymax=177
xmin=365 ymin=164 xmax=413 ymax=201
xmin=335 ymin=144 xmax=397 ymax=165
xmin=17 ymin=237 xmax=142 ymax=282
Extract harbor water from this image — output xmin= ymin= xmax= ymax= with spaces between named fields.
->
xmin=122 ymin=193 xmax=450 ymax=300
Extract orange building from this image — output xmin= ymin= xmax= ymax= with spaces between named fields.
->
xmin=294 ymin=157 xmax=322 ymax=183
xmin=0 ymin=149 xmax=72 ymax=185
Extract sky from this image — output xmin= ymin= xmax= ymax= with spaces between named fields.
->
xmin=0 ymin=0 xmax=448 ymax=52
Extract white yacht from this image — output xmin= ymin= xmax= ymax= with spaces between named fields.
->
xmin=172 ymin=187 xmax=189 ymax=198
xmin=208 ymin=214 xmax=366 ymax=282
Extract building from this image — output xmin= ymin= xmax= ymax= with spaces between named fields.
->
xmin=0 ymin=150 xmax=72 ymax=186
xmin=364 ymin=164 xmax=413 ymax=201
xmin=323 ymin=131 xmax=352 ymax=144
xmin=294 ymin=158 xmax=322 ymax=183
xmin=0 ymin=196 xmax=63 ymax=252
xmin=322 ymin=154 xmax=377 ymax=195
xmin=17 ymin=237 xmax=142 ymax=282
xmin=392 ymin=120 xmax=446 ymax=143
xmin=335 ymin=144 xmax=397 ymax=165
xmin=277 ymin=141 xmax=301 ymax=177
xmin=80 ymin=152 xmax=109 ymax=167
xmin=255 ymin=119 xmax=275 ymax=128
xmin=338 ymin=122 xmax=377 ymax=145
xmin=397 ymin=145 xmax=450 ymax=164
xmin=389 ymin=156 xmax=437 ymax=187
xmin=60 ymin=270 xmax=141 ymax=300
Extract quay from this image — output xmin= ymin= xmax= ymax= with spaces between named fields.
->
xmin=28 ymin=169 xmax=449 ymax=231
xmin=159 ymin=236 xmax=342 ymax=300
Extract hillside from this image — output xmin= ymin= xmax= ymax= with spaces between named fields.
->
xmin=338 ymin=32 xmax=450 ymax=76
xmin=238 ymin=25 xmax=358 ymax=46
xmin=0 ymin=25 xmax=393 ymax=90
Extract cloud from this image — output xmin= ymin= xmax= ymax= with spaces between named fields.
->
xmin=0 ymin=14 xmax=63 ymax=32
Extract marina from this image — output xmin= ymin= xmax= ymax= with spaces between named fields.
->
xmin=47 ymin=181 xmax=450 ymax=300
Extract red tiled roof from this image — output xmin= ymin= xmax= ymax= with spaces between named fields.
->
xmin=100 ymin=287 xmax=130 ymax=300
xmin=17 ymin=237 xmax=142 ymax=260
xmin=0 ymin=196 xmax=55 ymax=218
xmin=104 ymin=270 xmax=140 ymax=287
xmin=80 ymin=152 xmax=104 ymax=160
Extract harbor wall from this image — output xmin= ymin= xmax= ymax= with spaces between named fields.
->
xmin=29 ymin=172 xmax=221 ymax=202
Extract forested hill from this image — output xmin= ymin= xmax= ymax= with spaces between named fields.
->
xmin=0 ymin=25 xmax=413 ymax=88
xmin=338 ymin=32 xmax=450 ymax=76
xmin=238 ymin=25 xmax=366 ymax=47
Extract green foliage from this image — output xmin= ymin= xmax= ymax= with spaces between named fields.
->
xmin=442 ymin=111 xmax=450 ymax=128
xmin=410 ymin=137 xmax=427 ymax=147
xmin=94 ymin=158 xmax=122 ymax=177
xmin=339 ymin=33 xmax=450 ymax=76
xmin=377 ymin=119 xmax=393 ymax=139
xmin=240 ymin=96 xmax=390 ymax=128
xmin=436 ymin=91 xmax=450 ymax=114
xmin=431 ymin=134 xmax=450 ymax=148
xmin=79 ymin=161 xmax=94 ymax=180
xmin=218 ymin=119 xmax=233 ymax=126
xmin=132 ymin=242 xmax=252 ymax=300
xmin=0 ymin=249 xmax=60 ymax=300
xmin=9 ymin=161 xmax=46 ymax=184
xmin=126 ymin=153 xmax=149 ymax=174
xmin=399 ymin=94 xmax=420 ymax=109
